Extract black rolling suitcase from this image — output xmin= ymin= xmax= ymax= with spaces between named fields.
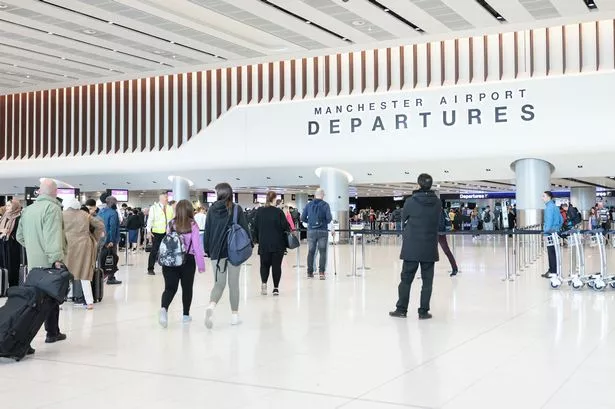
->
xmin=0 ymin=286 xmax=57 ymax=361
xmin=72 ymin=267 xmax=103 ymax=304
xmin=0 ymin=244 xmax=9 ymax=297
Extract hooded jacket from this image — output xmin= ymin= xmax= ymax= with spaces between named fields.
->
xmin=400 ymin=190 xmax=441 ymax=262
xmin=203 ymin=200 xmax=251 ymax=260
xmin=543 ymin=200 xmax=563 ymax=234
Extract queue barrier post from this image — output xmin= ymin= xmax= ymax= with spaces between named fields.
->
xmin=121 ymin=230 xmax=133 ymax=267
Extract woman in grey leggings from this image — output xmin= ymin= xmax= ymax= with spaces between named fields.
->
xmin=203 ymin=183 xmax=252 ymax=328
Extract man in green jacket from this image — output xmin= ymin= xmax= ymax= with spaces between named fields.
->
xmin=17 ymin=178 xmax=68 ymax=344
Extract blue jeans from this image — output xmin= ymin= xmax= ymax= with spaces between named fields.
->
xmin=307 ymin=230 xmax=328 ymax=275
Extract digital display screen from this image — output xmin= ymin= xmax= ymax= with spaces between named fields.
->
xmin=57 ymin=188 xmax=76 ymax=204
xmin=167 ymin=191 xmax=174 ymax=202
xmin=206 ymin=192 xmax=217 ymax=203
xmin=255 ymin=194 xmax=267 ymax=204
xmin=111 ymin=189 xmax=129 ymax=202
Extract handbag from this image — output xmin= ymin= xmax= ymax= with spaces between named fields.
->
xmin=286 ymin=232 xmax=300 ymax=250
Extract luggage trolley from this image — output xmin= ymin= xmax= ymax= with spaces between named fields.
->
xmin=563 ymin=230 xmax=589 ymax=290
xmin=606 ymin=230 xmax=615 ymax=289
xmin=585 ymin=229 xmax=608 ymax=291
xmin=546 ymin=232 xmax=564 ymax=289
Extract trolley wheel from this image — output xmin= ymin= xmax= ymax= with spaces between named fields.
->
xmin=571 ymin=280 xmax=583 ymax=290
xmin=588 ymin=281 xmax=595 ymax=289
xmin=594 ymin=280 xmax=606 ymax=291
xmin=550 ymin=278 xmax=562 ymax=289
xmin=610 ymin=282 xmax=615 ymax=289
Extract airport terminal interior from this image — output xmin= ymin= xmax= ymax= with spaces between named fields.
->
xmin=3 ymin=0 xmax=615 ymax=408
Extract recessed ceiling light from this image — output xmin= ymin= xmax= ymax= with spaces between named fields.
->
xmin=207 ymin=178 xmax=212 ymax=182
xmin=352 ymin=20 xmax=366 ymax=26
xmin=486 ymin=168 xmax=492 ymax=172
xmin=83 ymin=29 xmax=97 ymax=35
xmin=48 ymin=32 xmax=54 ymax=35
xmin=172 ymin=55 xmax=176 ymax=59
xmin=108 ymin=21 xmax=114 ymax=24
xmin=384 ymin=8 xmax=390 ymax=12
xmin=102 ymin=182 xmax=106 ymax=186
xmin=404 ymin=171 xmax=410 ymax=175
xmin=26 ymin=75 xmax=30 ymax=78
xmin=152 ymin=181 xmax=157 ymax=184
xmin=305 ymin=20 xmax=312 ymax=24
xmin=159 ymin=62 xmax=164 ymax=65
xmin=61 ymin=57 xmax=66 ymax=60
xmin=298 ymin=176 xmax=303 ymax=179
xmin=367 ymin=173 xmax=373 ymax=176
xmin=235 ymin=178 xmax=241 ymax=181
xmin=444 ymin=170 xmax=449 ymax=173
xmin=266 ymin=177 xmax=271 ymax=180
xmin=577 ymin=165 xmax=583 ymax=168
xmin=170 ymin=41 xmax=175 ymax=44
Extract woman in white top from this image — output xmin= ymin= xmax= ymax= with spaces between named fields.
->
xmin=194 ymin=207 xmax=207 ymax=252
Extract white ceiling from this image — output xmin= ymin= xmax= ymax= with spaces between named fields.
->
xmin=0 ymin=0 xmax=612 ymax=95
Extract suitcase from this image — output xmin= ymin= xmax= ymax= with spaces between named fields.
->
xmin=0 ymin=267 xmax=8 ymax=297
xmin=92 ymin=267 xmax=104 ymax=303
xmin=24 ymin=268 xmax=73 ymax=303
xmin=0 ymin=286 xmax=57 ymax=361
xmin=18 ymin=247 xmax=28 ymax=287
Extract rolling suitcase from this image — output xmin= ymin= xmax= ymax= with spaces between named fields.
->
xmin=0 ymin=267 xmax=7 ymax=297
xmin=0 ymin=286 xmax=57 ymax=361
xmin=18 ymin=246 xmax=28 ymax=286
xmin=92 ymin=267 xmax=104 ymax=303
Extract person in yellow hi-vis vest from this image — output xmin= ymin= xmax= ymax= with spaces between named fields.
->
xmin=146 ymin=192 xmax=174 ymax=275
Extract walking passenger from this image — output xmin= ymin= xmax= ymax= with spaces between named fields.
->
xmin=158 ymin=200 xmax=205 ymax=328
xmin=390 ymin=174 xmax=441 ymax=320
xmin=146 ymin=192 xmax=174 ymax=275
xmin=98 ymin=195 xmax=122 ymax=285
xmin=204 ymin=183 xmax=252 ymax=328
xmin=301 ymin=188 xmax=332 ymax=280
xmin=16 ymin=178 xmax=67 ymax=346
xmin=254 ymin=192 xmax=290 ymax=296
xmin=63 ymin=198 xmax=105 ymax=309
xmin=125 ymin=209 xmax=142 ymax=253
xmin=542 ymin=191 xmax=564 ymax=279
xmin=438 ymin=208 xmax=459 ymax=277
xmin=0 ymin=199 xmax=24 ymax=287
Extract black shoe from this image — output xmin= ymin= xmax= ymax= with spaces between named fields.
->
xmin=147 ymin=270 xmax=155 ymax=276
xmin=26 ymin=346 xmax=35 ymax=355
xmin=107 ymin=278 xmax=122 ymax=285
xmin=541 ymin=272 xmax=552 ymax=278
xmin=450 ymin=270 xmax=458 ymax=277
xmin=45 ymin=333 xmax=67 ymax=344
xmin=307 ymin=273 xmax=314 ymax=279
xmin=418 ymin=313 xmax=433 ymax=320
xmin=389 ymin=310 xmax=407 ymax=318
xmin=273 ymin=288 xmax=279 ymax=296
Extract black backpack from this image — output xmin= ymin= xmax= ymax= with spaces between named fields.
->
xmin=483 ymin=211 xmax=491 ymax=223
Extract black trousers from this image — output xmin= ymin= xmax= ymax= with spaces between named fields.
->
xmin=547 ymin=245 xmax=557 ymax=275
xmin=260 ymin=251 xmax=284 ymax=288
xmin=44 ymin=304 xmax=60 ymax=337
xmin=148 ymin=233 xmax=165 ymax=271
xmin=161 ymin=255 xmax=196 ymax=316
xmin=395 ymin=260 xmax=435 ymax=315
xmin=438 ymin=236 xmax=458 ymax=271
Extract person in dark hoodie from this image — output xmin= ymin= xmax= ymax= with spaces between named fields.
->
xmin=390 ymin=173 xmax=441 ymax=320
xmin=203 ymin=182 xmax=252 ymax=328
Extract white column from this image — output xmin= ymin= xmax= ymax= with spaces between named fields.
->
xmin=170 ymin=176 xmax=192 ymax=202
xmin=570 ymin=186 xmax=596 ymax=221
xmin=511 ymin=158 xmax=554 ymax=227
xmin=316 ymin=167 xmax=353 ymax=241
xmin=295 ymin=193 xmax=309 ymax=214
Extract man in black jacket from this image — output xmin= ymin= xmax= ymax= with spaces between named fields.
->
xmin=390 ymin=174 xmax=441 ymax=320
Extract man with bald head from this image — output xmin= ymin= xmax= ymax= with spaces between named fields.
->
xmin=17 ymin=178 xmax=68 ymax=345
xmin=301 ymin=188 xmax=332 ymax=280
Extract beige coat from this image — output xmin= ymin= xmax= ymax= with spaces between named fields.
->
xmin=63 ymin=209 xmax=105 ymax=280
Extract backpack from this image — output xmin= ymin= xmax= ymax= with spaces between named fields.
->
xmin=226 ymin=205 xmax=253 ymax=266
xmin=158 ymin=223 xmax=191 ymax=267
xmin=307 ymin=201 xmax=325 ymax=230
xmin=483 ymin=211 xmax=491 ymax=223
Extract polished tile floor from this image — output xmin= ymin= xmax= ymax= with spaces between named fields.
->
xmin=2 ymin=235 xmax=615 ymax=409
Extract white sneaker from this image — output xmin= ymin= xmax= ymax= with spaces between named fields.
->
xmin=182 ymin=315 xmax=192 ymax=323
xmin=261 ymin=283 xmax=267 ymax=295
xmin=231 ymin=314 xmax=241 ymax=326
xmin=159 ymin=308 xmax=168 ymax=328
xmin=205 ymin=307 xmax=214 ymax=329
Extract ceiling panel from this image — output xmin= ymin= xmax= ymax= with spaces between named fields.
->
xmin=0 ymin=0 xmax=611 ymax=95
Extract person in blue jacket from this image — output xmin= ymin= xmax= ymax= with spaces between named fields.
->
xmin=542 ymin=191 xmax=563 ymax=278
xmin=98 ymin=194 xmax=122 ymax=285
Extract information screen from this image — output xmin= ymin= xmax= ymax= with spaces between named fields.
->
xmin=111 ymin=189 xmax=129 ymax=202
xmin=206 ymin=192 xmax=217 ymax=203
xmin=57 ymin=188 xmax=76 ymax=204
xmin=255 ymin=194 xmax=267 ymax=204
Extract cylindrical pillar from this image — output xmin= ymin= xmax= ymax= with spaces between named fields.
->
xmin=570 ymin=186 xmax=596 ymax=221
xmin=295 ymin=193 xmax=309 ymax=214
xmin=170 ymin=176 xmax=191 ymax=202
xmin=511 ymin=158 xmax=554 ymax=227
xmin=316 ymin=167 xmax=352 ymax=243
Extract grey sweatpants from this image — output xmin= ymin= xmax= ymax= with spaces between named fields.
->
xmin=209 ymin=258 xmax=241 ymax=311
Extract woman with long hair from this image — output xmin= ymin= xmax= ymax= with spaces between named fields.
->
xmin=282 ymin=205 xmax=296 ymax=231
xmin=0 ymin=199 xmax=24 ymax=288
xmin=254 ymin=192 xmax=290 ymax=296
xmin=159 ymin=200 xmax=205 ymax=328
xmin=203 ymin=183 xmax=251 ymax=328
